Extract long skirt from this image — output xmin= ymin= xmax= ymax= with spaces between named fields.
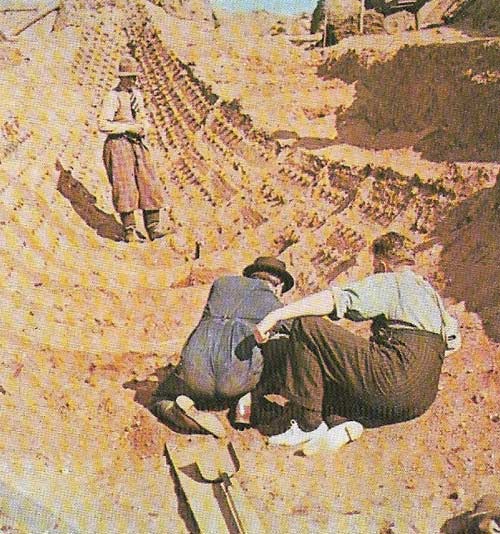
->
xmin=103 ymin=136 xmax=167 ymax=213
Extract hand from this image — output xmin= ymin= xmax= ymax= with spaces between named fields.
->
xmin=253 ymin=325 xmax=269 ymax=344
xmin=254 ymin=312 xmax=279 ymax=344
xmin=126 ymin=123 xmax=144 ymax=136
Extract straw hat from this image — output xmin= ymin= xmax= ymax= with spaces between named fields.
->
xmin=118 ymin=55 xmax=140 ymax=77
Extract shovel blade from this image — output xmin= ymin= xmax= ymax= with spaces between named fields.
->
xmin=196 ymin=442 xmax=240 ymax=482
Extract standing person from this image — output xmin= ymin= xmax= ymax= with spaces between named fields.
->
xmin=152 ymin=256 xmax=294 ymax=429
xmin=98 ymin=54 xmax=167 ymax=243
xmin=254 ymin=232 xmax=461 ymax=453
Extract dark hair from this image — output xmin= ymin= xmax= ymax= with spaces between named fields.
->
xmin=372 ymin=232 xmax=415 ymax=266
xmin=250 ymin=271 xmax=283 ymax=288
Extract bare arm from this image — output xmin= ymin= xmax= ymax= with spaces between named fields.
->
xmin=254 ymin=289 xmax=334 ymax=343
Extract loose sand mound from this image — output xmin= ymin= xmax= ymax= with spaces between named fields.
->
xmin=320 ymin=39 xmax=500 ymax=161
xmin=453 ymin=0 xmax=500 ymax=36
xmin=437 ymin=174 xmax=500 ymax=341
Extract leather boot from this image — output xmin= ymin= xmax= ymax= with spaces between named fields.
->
xmin=144 ymin=209 xmax=167 ymax=241
xmin=120 ymin=212 xmax=146 ymax=243
xmin=124 ymin=228 xmax=146 ymax=243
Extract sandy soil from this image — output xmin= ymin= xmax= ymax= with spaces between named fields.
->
xmin=0 ymin=1 xmax=499 ymax=532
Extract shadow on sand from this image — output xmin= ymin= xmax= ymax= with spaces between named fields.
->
xmin=56 ymin=160 xmax=124 ymax=241
xmin=319 ymin=41 xmax=500 ymax=162
xmin=123 ymin=365 xmax=174 ymax=410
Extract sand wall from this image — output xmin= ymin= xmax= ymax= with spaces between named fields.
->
xmin=320 ymin=40 xmax=500 ymax=162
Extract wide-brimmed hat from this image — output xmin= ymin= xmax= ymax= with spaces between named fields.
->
xmin=243 ymin=256 xmax=294 ymax=293
xmin=118 ymin=55 xmax=140 ymax=77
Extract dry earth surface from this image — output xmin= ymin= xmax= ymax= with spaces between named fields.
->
xmin=0 ymin=0 xmax=499 ymax=532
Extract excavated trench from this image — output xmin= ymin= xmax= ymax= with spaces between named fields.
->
xmin=319 ymin=39 xmax=500 ymax=162
xmin=1 ymin=2 xmax=499 ymax=532
xmin=45 ymin=2 xmax=489 ymax=292
xmin=1 ymin=1 xmax=488 ymax=297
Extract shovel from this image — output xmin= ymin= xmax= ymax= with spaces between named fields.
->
xmin=196 ymin=442 xmax=262 ymax=534
xmin=196 ymin=441 xmax=240 ymax=483
xmin=166 ymin=440 xmax=263 ymax=534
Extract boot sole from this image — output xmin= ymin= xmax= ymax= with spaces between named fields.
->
xmin=176 ymin=395 xmax=227 ymax=439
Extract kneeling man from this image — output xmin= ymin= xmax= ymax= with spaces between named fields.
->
xmin=152 ymin=256 xmax=294 ymax=429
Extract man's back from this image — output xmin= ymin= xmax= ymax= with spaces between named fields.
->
xmin=178 ymin=275 xmax=283 ymax=398
xmin=201 ymin=275 xmax=283 ymax=321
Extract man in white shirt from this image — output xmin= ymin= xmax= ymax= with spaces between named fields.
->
xmin=255 ymin=232 xmax=461 ymax=453
xmin=99 ymin=55 xmax=167 ymax=243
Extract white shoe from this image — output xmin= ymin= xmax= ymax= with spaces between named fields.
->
xmin=268 ymin=420 xmax=328 ymax=447
xmin=301 ymin=421 xmax=364 ymax=456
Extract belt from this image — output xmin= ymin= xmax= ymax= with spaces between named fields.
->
xmin=107 ymin=133 xmax=148 ymax=147
xmin=382 ymin=327 xmax=443 ymax=340
xmin=385 ymin=319 xmax=417 ymax=330
xmin=388 ymin=324 xmax=417 ymax=330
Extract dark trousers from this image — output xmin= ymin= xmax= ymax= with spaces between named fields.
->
xmin=283 ymin=316 xmax=445 ymax=426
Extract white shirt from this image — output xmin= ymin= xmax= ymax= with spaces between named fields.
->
xmin=330 ymin=268 xmax=461 ymax=353
xmin=98 ymin=88 xmax=151 ymax=136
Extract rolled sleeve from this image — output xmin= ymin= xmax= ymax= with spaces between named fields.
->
xmin=98 ymin=91 xmax=135 ymax=135
xmin=329 ymin=273 xmax=394 ymax=320
xmin=328 ymin=286 xmax=349 ymax=319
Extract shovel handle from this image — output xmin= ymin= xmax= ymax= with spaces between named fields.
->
xmin=219 ymin=477 xmax=248 ymax=534
xmin=227 ymin=441 xmax=241 ymax=472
